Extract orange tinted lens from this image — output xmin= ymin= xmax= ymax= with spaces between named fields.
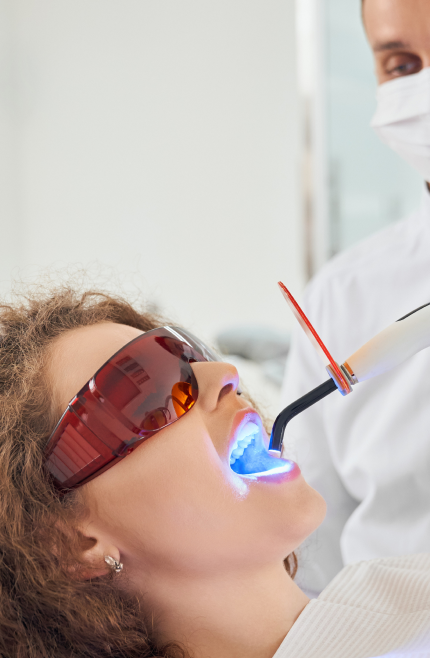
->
xmin=171 ymin=381 xmax=197 ymax=417
xmin=141 ymin=408 xmax=171 ymax=431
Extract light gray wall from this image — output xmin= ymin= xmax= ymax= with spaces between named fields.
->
xmin=325 ymin=0 xmax=422 ymax=254
xmin=0 ymin=0 xmax=303 ymax=341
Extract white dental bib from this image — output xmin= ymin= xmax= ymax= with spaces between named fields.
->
xmin=274 ymin=553 xmax=430 ymax=658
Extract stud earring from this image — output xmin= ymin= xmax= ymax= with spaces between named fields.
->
xmin=104 ymin=555 xmax=123 ymax=574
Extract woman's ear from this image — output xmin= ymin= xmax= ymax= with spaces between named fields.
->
xmin=75 ymin=519 xmax=122 ymax=580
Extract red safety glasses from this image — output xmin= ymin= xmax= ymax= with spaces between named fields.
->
xmin=44 ymin=326 xmax=220 ymax=489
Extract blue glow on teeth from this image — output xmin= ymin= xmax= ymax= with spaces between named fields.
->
xmin=229 ymin=421 xmax=293 ymax=476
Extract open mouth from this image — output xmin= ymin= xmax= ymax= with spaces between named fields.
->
xmin=229 ymin=420 xmax=295 ymax=477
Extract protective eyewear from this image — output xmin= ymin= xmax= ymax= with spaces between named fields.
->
xmin=45 ymin=326 xmax=220 ymax=489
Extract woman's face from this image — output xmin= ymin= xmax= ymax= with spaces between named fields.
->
xmin=49 ymin=322 xmax=325 ymax=578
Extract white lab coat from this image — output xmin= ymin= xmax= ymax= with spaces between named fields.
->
xmin=282 ymin=187 xmax=430 ymax=595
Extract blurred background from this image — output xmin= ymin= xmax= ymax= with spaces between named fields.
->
xmin=0 ymin=0 xmax=422 ymax=417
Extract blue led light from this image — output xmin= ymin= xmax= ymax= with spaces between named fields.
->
xmin=230 ymin=437 xmax=293 ymax=476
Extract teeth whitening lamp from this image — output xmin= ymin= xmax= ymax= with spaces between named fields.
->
xmin=269 ymin=282 xmax=430 ymax=454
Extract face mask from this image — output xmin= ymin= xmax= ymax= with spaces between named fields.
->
xmin=371 ymin=67 xmax=430 ymax=182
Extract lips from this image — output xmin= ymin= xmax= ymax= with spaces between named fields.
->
xmin=228 ymin=409 xmax=297 ymax=478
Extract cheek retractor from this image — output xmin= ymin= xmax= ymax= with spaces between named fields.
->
xmin=269 ymin=283 xmax=430 ymax=454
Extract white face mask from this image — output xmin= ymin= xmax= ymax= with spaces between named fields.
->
xmin=371 ymin=67 xmax=430 ymax=182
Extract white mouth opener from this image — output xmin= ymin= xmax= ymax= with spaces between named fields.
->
xmin=269 ymin=282 xmax=430 ymax=453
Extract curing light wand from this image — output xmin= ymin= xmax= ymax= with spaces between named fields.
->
xmin=269 ymin=283 xmax=430 ymax=454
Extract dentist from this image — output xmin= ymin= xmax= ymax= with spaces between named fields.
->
xmin=282 ymin=0 xmax=430 ymax=596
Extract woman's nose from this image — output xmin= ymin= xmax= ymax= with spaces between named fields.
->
xmin=191 ymin=361 xmax=240 ymax=412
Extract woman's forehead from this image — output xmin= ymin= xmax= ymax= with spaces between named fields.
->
xmin=48 ymin=322 xmax=144 ymax=411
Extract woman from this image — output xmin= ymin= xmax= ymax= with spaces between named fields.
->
xmin=0 ymin=284 xmax=429 ymax=658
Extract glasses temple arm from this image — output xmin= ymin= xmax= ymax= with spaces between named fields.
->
xmin=269 ymin=378 xmax=337 ymax=453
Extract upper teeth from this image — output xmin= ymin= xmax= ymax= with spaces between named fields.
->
xmin=230 ymin=421 xmax=259 ymax=465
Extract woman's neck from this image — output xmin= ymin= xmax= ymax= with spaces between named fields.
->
xmin=132 ymin=561 xmax=309 ymax=658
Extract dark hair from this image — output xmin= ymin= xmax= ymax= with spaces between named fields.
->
xmin=0 ymin=283 xmax=297 ymax=657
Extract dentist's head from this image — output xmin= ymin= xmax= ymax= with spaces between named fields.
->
xmin=363 ymin=0 xmax=430 ymax=85
xmin=363 ymin=0 xmax=430 ymax=183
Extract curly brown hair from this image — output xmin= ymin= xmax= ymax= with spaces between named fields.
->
xmin=0 ymin=283 xmax=297 ymax=658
